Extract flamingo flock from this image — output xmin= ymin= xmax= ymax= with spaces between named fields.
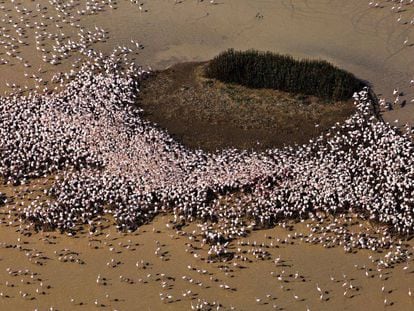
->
xmin=0 ymin=51 xmax=412 ymax=261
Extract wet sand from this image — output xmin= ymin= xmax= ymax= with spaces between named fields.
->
xmin=1 ymin=1 xmax=414 ymax=310
xmin=0 ymin=178 xmax=413 ymax=311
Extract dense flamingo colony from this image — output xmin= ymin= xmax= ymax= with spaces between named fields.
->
xmin=0 ymin=55 xmax=413 ymax=255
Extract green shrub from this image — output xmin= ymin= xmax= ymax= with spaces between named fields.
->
xmin=205 ymin=49 xmax=365 ymax=101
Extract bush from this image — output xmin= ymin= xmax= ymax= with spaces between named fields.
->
xmin=205 ymin=49 xmax=365 ymax=101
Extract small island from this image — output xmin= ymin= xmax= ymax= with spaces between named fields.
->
xmin=138 ymin=50 xmax=365 ymax=151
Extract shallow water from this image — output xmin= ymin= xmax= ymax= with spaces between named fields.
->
xmin=1 ymin=177 xmax=413 ymax=311
xmin=1 ymin=1 xmax=414 ymax=310
xmin=1 ymin=1 xmax=414 ymax=116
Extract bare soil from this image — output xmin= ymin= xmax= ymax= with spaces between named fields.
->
xmin=138 ymin=62 xmax=356 ymax=152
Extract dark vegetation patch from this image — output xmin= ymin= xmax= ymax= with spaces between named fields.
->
xmin=137 ymin=62 xmax=356 ymax=152
xmin=205 ymin=49 xmax=366 ymax=101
